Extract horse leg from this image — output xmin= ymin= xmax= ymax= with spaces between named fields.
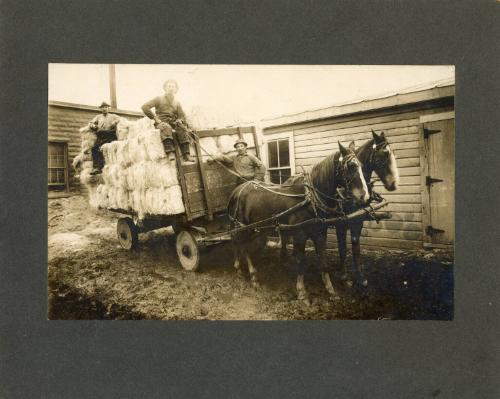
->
xmin=245 ymin=250 xmax=261 ymax=290
xmin=336 ymin=223 xmax=349 ymax=282
xmin=279 ymin=232 xmax=288 ymax=267
xmin=313 ymin=232 xmax=338 ymax=301
xmin=293 ymin=238 xmax=310 ymax=306
xmin=232 ymin=243 xmax=243 ymax=276
xmin=350 ymin=221 xmax=367 ymax=287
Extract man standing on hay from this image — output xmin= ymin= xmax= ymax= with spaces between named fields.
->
xmin=89 ymin=101 xmax=120 ymax=175
xmin=141 ymin=80 xmax=195 ymax=163
xmin=209 ymin=138 xmax=266 ymax=183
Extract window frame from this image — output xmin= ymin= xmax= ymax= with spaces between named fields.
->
xmin=261 ymin=131 xmax=295 ymax=184
xmin=48 ymin=139 xmax=69 ymax=192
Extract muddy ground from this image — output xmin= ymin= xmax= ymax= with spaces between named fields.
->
xmin=48 ymin=196 xmax=453 ymax=320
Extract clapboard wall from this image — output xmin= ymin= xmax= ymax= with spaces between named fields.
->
xmin=48 ymin=101 xmax=142 ymax=194
xmin=262 ymin=94 xmax=454 ymax=250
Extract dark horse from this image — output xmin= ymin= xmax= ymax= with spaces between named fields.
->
xmin=336 ymin=130 xmax=400 ymax=287
xmin=227 ymin=141 xmax=369 ymax=304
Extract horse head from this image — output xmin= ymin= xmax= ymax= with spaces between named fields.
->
xmin=338 ymin=141 xmax=370 ymax=205
xmin=370 ymin=130 xmax=399 ymax=191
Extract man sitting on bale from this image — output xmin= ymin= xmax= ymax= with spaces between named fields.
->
xmin=141 ymin=79 xmax=195 ymax=163
xmin=89 ymin=101 xmax=120 ymax=175
xmin=209 ymin=138 xmax=266 ymax=183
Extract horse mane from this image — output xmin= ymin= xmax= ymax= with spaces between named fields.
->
xmin=355 ymin=138 xmax=374 ymax=165
xmin=310 ymin=153 xmax=339 ymax=198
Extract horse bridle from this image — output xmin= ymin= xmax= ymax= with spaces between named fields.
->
xmin=369 ymin=140 xmax=390 ymax=170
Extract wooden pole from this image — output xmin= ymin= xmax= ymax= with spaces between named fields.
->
xmin=109 ymin=64 xmax=117 ymax=109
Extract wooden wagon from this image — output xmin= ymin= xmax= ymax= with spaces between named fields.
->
xmin=109 ymin=126 xmax=260 ymax=271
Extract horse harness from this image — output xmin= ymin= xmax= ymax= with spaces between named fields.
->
xmin=227 ymin=152 xmax=362 ymax=235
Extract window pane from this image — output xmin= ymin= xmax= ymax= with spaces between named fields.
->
xmin=267 ymin=141 xmax=278 ymax=168
xmin=270 ymin=170 xmax=281 ymax=184
xmin=280 ymin=168 xmax=291 ymax=183
xmin=278 ymin=139 xmax=290 ymax=167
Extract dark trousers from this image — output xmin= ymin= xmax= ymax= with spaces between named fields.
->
xmin=157 ymin=120 xmax=192 ymax=155
xmin=91 ymin=129 xmax=117 ymax=170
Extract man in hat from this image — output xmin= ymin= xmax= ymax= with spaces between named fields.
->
xmin=141 ymin=80 xmax=195 ymax=163
xmin=209 ymin=139 xmax=266 ymax=183
xmin=89 ymin=101 xmax=121 ymax=175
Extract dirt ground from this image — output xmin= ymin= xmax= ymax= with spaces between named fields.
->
xmin=48 ymin=195 xmax=454 ymax=320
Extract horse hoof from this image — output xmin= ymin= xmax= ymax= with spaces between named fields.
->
xmin=362 ymin=279 xmax=368 ymax=287
xmin=345 ymin=280 xmax=353 ymax=289
xmin=329 ymin=294 xmax=340 ymax=302
xmin=252 ymin=281 xmax=261 ymax=290
xmin=300 ymin=297 xmax=311 ymax=307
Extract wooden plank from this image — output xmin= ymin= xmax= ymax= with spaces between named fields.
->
xmin=376 ymin=193 xmax=421 ymax=203
xmin=294 ymin=131 xmax=419 ymax=151
xmin=384 ymin=203 xmax=422 ymax=213
xmin=293 ymin=118 xmax=419 ymax=140
xmin=364 ymin=220 xmax=422 ymax=231
xmin=390 ymin=157 xmax=419 ymax=168
xmin=383 ymin=212 xmax=422 ymax=222
xmin=294 ymin=147 xmax=420 ymax=160
xmin=174 ymin=145 xmax=192 ymax=221
xmin=193 ymin=137 xmax=213 ymax=220
xmin=393 ymin=148 xmax=420 ymax=159
xmin=268 ymin=105 xmax=453 ymax=137
xmin=361 ymin=228 xmax=423 ymax=241
xmin=374 ymin=184 xmax=421 ymax=194
xmin=196 ymin=126 xmax=255 ymax=138
xmin=326 ymin=235 xmax=422 ymax=250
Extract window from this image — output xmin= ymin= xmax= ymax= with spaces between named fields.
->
xmin=48 ymin=141 xmax=68 ymax=191
xmin=263 ymin=131 xmax=295 ymax=184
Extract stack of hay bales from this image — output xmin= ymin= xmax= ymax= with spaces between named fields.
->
xmin=74 ymin=116 xmax=259 ymax=219
xmin=89 ymin=117 xmax=186 ymax=219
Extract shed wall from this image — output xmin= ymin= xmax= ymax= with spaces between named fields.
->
xmin=264 ymin=100 xmax=454 ymax=250
xmin=48 ymin=105 xmax=142 ymax=194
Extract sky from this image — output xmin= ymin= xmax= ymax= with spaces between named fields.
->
xmin=49 ymin=64 xmax=454 ymax=128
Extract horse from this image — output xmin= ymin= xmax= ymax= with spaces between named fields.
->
xmin=335 ymin=130 xmax=400 ymax=287
xmin=227 ymin=141 xmax=370 ymax=305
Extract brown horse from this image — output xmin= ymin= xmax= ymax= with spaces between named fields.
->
xmin=336 ymin=130 xmax=400 ymax=287
xmin=227 ymin=141 xmax=369 ymax=304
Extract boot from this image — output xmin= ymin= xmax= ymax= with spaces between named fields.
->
xmin=180 ymin=143 xmax=195 ymax=163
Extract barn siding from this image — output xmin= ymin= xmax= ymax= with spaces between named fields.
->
xmin=48 ymin=103 xmax=142 ymax=195
xmin=263 ymin=100 xmax=454 ymax=250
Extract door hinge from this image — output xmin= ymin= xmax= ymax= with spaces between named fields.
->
xmin=424 ymin=128 xmax=441 ymax=139
xmin=426 ymin=176 xmax=444 ymax=186
xmin=426 ymin=225 xmax=445 ymax=236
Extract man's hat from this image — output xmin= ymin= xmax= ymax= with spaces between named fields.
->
xmin=234 ymin=138 xmax=248 ymax=148
xmin=99 ymin=101 xmax=111 ymax=109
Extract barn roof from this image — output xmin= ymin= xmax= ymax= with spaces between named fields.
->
xmin=260 ymin=77 xmax=455 ymax=129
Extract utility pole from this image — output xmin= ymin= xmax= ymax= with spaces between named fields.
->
xmin=109 ymin=64 xmax=117 ymax=109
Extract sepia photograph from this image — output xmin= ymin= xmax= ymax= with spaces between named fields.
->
xmin=48 ymin=64 xmax=455 ymax=320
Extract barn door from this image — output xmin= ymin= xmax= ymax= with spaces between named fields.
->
xmin=421 ymin=115 xmax=455 ymax=247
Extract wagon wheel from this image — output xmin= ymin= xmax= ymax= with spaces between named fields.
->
xmin=176 ymin=229 xmax=203 ymax=271
xmin=117 ymin=217 xmax=139 ymax=250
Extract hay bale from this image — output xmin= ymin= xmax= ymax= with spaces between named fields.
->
xmin=116 ymin=117 xmax=131 ymax=140
xmin=142 ymin=129 xmax=165 ymax=161
xmin=116 ymin=140 xmax=131 ymax=167
xmin=128 ymin=138 xmax=149 ymax=164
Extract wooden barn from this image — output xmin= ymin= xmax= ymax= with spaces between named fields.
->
xmin=259 ymin=79 xmax=455 ymax=250
xmin=48 ymin=101 xmax=142 ymax=196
